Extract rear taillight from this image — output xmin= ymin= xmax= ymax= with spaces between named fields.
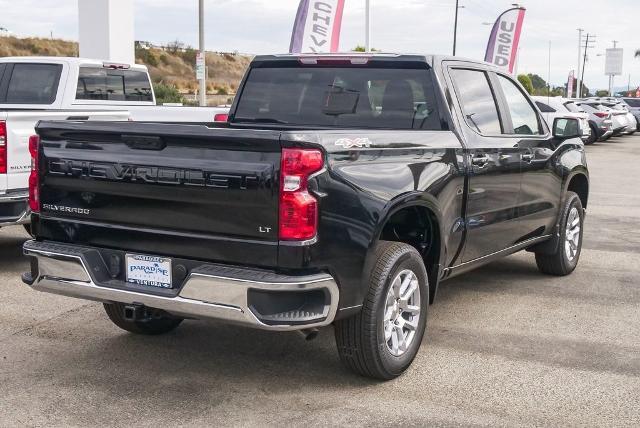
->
xmin=214 ymin=113 xmax=229 ymax=122
xmin=28 ymin=135 xmax=40 ymax=213
xmin=279 ymin=148 xmax=324 ymax=241
xmin=0 ymin=121 xmax=7 ymax=174
xmin=594 ymin=112 xmax=608 ymax=118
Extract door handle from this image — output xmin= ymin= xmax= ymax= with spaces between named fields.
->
xmin=522 ymin=153 xmax=534 ymax=163
xmin=471 ymin=154 xmax=490 ymax=167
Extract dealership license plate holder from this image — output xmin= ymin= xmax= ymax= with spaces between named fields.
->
xmin=126 ymin=254 xmax=172 ymax=289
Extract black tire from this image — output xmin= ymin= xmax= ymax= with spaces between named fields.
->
xmin=23 ymin=224 xmax=32 ymax=236
xmin=535 ymin=191 xmax=584 ymax=276
xmin=586 ymin=124 xmax=597 ymax=145
xmin=334 ymin=241 xmax=429 ymax=380
xmin=103 ymin=303 xmax=183 ymax=335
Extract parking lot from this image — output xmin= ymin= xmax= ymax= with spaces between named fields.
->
xmin=1 ymin=136 xmax=638 ymax=427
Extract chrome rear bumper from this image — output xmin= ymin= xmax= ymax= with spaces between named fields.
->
xmin=0 ymin=191 xmax=30 ymax=226
xmin=23 ymin=240 xmax=339 ymax=331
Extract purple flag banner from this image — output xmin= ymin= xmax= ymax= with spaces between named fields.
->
xmin=290 ymin=0 xmax=346 ymax=53
xmin=484 ymin=7 xmax=526 ymax=74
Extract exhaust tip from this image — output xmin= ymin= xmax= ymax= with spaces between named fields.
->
xmin=297 ymin=328 xmax=319 ymax=341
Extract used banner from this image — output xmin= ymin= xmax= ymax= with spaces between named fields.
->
xmin=290 ymin=0 xmax=346 ymax=53
xmin=484 ymin=7 xmax=526 ymax=74
xmin=567 ymin=70 xmax=575 ymax=98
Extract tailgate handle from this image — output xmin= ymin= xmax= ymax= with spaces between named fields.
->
xmin=122 ymin=135 xmax=166 ymax=150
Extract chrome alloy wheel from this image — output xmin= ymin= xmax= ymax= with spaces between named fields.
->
xmin=565 ymin=207 xmax=581 ymax=262
xmin=383 ymin=269 xmax=421 ymax=357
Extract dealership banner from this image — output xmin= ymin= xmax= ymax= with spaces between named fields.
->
xmin=484 ymin=7 xmax=526 ymax=74
xmin=567 ymin=70 xmax=575 ymax=97
xmin=290 ymin=0 xmax=346 ymax=53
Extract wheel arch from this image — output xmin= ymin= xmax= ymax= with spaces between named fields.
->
xmin=565 ymin=170 xmax=589 ymax=210
xmin=365 ymin=193 xmax=446 ymax=305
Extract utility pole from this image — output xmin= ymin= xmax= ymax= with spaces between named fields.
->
xmin=365 ymin=0 xmax=371 ymax=52
xmin=608 ymin=40 xmax=618 ymax=96
xmin=576 ymin=28 xmax=583 ymax=98
xmin=579 ymin=33 xmax=596 ymax=97
xmin=198 ymin=0 xmax=206 ymax=107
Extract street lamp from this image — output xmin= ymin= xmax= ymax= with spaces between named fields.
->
xmin=452 ymin=1 xmax=465 ymax=56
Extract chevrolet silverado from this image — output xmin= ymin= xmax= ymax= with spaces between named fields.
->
xmin=22 ymin=54 xmax=589 ymax=380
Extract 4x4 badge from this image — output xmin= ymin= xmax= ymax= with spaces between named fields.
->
xmin=334 ymin=138 xmax=372 ymax=149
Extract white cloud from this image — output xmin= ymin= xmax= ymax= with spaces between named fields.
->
xmin=0 ymin=0 xmax=639 ymax=90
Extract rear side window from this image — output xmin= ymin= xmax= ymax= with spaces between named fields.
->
xmin=496 ymin=75 xmax=542 ymax=135
xmin=535 ymin=101 xmax=556 ymax=113
xmin=450 ymin=68 xmax=502 ymax=134
xmin=234 ymin=66 xmax=442 ymax=130
xmin=624 ymin=98 xmax=640 ymax=107
xmin=76 ymin=67 xmax=153 ymax=102
xmin=5 ymin=63 xmax=62 ymax=104
xmin=564 ymin=102 xmax=585 ymax=113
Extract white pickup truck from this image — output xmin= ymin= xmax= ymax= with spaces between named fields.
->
xmin=0 ymin=57 xmax=229 ymax=230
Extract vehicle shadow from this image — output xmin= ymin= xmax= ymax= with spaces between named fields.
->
xmin=0 ymin=227 xmax=30 ymax=270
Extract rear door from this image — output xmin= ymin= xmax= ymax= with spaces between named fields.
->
xmin=447 ymin=66 xmax=523 ymax=262
xmin=37 ymin=123 xmax=282 ymax=267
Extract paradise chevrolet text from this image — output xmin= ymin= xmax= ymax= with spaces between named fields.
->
xmin=22 ymin=54 xmax=589 ymax=380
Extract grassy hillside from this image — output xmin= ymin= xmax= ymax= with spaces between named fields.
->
xmin=0 ymin=36 xmax=251 ymax=96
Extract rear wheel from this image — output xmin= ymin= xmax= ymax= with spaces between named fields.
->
xmin=535 ymin=192 xmax=584 ymax=276
xmin=103 ymin=303 xmax=183 ymax=335
xmin=334 ymin=241 xmax=428 ymax=380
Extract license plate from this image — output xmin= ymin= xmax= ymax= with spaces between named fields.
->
xmin=126 ymin=254 xmax=172 ymax=288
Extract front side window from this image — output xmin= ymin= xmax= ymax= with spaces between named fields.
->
xmin=234 ymin=66 xmax=442 ymax=130
xmin=450 ymin=68 xmax=502 ymax=134
xmin=5 ymin=63 xmax=62 ymax=104
xmin=497 ymin=75 xmax=542 ymax=135
xmin=76 ymin=68 xmax=153 ymax=102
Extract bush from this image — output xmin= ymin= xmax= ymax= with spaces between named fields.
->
xmin=153 ymin=83 xmax=185 ymax=105
xmin=517 ymin=74 xmax=534 ymax=94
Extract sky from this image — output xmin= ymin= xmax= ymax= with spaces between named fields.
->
xmin=1 ymin=0 xmax=639 ymax=91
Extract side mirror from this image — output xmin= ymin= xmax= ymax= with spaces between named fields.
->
xmin=553 ymin=117 xmax=581 ymax=139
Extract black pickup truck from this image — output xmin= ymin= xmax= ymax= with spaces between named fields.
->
xmin=23 ymin=54 xmax=589 ymax=380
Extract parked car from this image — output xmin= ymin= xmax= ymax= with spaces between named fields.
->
xmin=621 ymin=98 xmax=640 ymax=130
xmin=580 ymin=103 xmax=627 ymax=136
xmin=532 ymin=96 xmax=591 ymax=143
xmin=22 ymin=53 xmax=589 ymax=380
xmin=565 ymin=100 xmax=613 ymax=143
xmin=0 ymin=57 xmax=228 ymax=230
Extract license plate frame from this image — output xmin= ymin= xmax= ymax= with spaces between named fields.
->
xmin=125 ymin=254 xmax=172 ymax=289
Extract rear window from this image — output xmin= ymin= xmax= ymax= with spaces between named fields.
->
xmin=624 ymin=98 xmax=640 ymax=107
xmin=5 ymin=63 xmax=62 ymax=104
xmin=535 ymin=101 xmax=556 ymax=113
xmin=76 ymin=67 xmax=153 ymax=102
xmin=233 ymin=66 xmax=442 ymax=130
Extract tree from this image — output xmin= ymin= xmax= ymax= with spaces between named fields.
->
xmin=595 ymin=90 xmax=609 ymax=97
xmin=517 ymin=74 xmax=533 ymax=94
xmin=153 ymin=83 xmax=185 ymax=105
xmin=527 ymin=74 xmax=547 ymax=93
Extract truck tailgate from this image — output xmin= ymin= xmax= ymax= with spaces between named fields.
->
xmin=36 ymin=122 xmax=281 ymax=267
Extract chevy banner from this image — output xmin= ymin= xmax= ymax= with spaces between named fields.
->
xmin=484 ymin=7 xmax=526 ymax=74
xmin=290 ymin=0 xmax=346 ymax=53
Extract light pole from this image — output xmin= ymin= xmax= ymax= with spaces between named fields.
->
xmin=452 ymin=1 xmax=464 ymax=56
xmin=365 ymin=0 xmax=371 ymax=52
xmin=198 ymin=0 xmax=206 ymax=107
xmin=608 ymin=40 xmax=619 ymax=96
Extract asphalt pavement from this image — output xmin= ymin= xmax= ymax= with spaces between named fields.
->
xmin=1 ymin=135 xmax=639 ymax=427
